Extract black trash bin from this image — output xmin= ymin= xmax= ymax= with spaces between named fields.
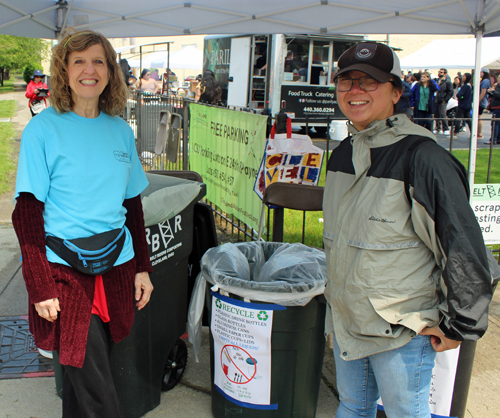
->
xmin=54 ymin=172 xmax=207 ymax=418
xmin=189 ymin=241 xmax=327 ymax=418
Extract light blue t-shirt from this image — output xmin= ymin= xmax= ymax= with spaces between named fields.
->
xmin=15 ymin=106 xmax=148 ymax=267
xmin=480 ymin=78 xmax=491 ymax=108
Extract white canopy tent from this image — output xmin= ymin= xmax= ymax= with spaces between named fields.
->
xmin=2 ymin=0 xmax=500 ymax=188
xmin=127 ymin=46 xmax=203 ymax=70
xmin=400 ymin=37 xmax=500 ymax=70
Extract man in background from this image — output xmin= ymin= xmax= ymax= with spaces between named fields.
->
xmin=434 ymin=68 xmax=453 ymax=135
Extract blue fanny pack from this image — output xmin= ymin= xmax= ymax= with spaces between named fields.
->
xmin=46 ymin=228 xmax=126 ymax=275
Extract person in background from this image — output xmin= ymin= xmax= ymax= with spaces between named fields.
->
xmin=485 ymin=73 xmax=500 ymax=145
xmin=410 ymin=72 xmax=420 ymax=88
xmin=128 ymin=74 xmax=137 ymax=90
xmin=12 ymin=29 xmax=153 ymax=418
xmin=434 ymin=68 xmax=453 ymax=135
xmin=25 ymin=69 xmax=50 ymax=117
xmin=195 ymin=69 xmax=222 ymax=104
xmin=411 ymin=70 xmax=439 ymax=131
xmin=477 ymin=67 xmax=491 ymax=139
xmin=452 ymin=75 xmax=462 ymax=99
xmin=397 ymin=71 xmax=412 ymax=117
xmin=325 ymin=41 xmax=491 ymax=418
xmin=453 ymin=72 xmax=473 ymax=138
xmin=150 ymin=69 xmax=160 ymax=81
xmin=137 ymin=68 xmax=159 ymax=94
xmin=452 ymin=75 xmax=466 ymax=132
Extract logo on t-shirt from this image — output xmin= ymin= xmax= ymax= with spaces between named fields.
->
xmin=114 ymin=151 xmax=130 ymax=163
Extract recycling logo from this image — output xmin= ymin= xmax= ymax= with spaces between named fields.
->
xmin=257 ymin=311 xmax=268 ymax=321
xmin=215 ymin=299 xmax=222 ymax=309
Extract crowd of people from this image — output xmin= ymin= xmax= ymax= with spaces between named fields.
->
xmin=400 ymin=67 xmax=500 ymax=144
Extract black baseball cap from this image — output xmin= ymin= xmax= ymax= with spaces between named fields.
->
xmin=335 ymin=42 xmax=401 ymax=83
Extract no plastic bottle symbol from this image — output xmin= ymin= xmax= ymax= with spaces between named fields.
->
xmin=221 ymin=345 xmax=257 ymax=385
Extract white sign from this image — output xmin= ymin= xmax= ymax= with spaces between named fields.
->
xmin=472 ymin=184 xmax=500 ymax=244
xmin=211 ymin=292 xmax=282 ymax=410
xmin=429 ymin=347 xmax=461 ymax=417
xmin=377 ymin=346 xmax=461 ymax=418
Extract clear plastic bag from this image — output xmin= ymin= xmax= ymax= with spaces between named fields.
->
xmin=188 ymin=242 xmax=326 ymax=361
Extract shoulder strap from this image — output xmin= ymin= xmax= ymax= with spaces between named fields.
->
xmin=403 ymin=136 xmax=434 ymax=207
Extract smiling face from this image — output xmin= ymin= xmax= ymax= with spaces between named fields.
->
xmin=67 ymin=43 xmax=109 ymax=110
xmin=34 ymin=76 xmax=42 ymax=83
xmin=336 ymin=70 xmax=401 ymax=131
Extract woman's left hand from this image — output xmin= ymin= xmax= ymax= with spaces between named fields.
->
xmin=420 ymin=326 xmax=461 ymax=352
xmin=134 ymin=271 xmax=154 ymax=310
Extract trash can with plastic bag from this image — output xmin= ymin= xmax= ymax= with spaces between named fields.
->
xmin=188 ymin=241 xmax=327 ymax=418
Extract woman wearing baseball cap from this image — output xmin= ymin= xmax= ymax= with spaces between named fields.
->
xmin=25 ymin=69 xmax=50 ymax=117
xmin=323 ymin=42 xmax=491 ymax=417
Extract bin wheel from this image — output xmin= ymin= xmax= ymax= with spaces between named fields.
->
xmin=162 ymin=338 xmax=188 ymax=391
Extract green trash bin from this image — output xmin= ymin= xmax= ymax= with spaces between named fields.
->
xmin=54 ymin=173 xmax=206 ymax=418
xmin=189 ymin=241 xmax=327 ymax=418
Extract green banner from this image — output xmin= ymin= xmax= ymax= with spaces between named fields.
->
xmin=189 ymin=104 xmax=268 ymax=231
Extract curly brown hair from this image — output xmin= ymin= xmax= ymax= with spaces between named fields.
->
xmin=50 ymin=29 xmax=128 ymax=115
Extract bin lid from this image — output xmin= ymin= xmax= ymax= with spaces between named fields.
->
xmin=141 ymin=173 xmax=206 ymax=226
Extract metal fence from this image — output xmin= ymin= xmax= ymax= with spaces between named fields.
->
xmin=123 ymin=98 xmax=498 ymax=248
xmin=125 ymin=92 xmax=189 ymax=171
xmin=413 ymin=115 xmax=499 ymax=183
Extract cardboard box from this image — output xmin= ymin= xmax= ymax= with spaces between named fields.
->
xmin=190 ymin=80 xmax=199 ymax=92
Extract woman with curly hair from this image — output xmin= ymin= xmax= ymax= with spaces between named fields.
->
xmin=195 ymin=69 xmax=222 ymax=104
xmin=12 ymin=29 xmax=153 ymax=418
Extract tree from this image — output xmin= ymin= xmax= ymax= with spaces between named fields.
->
xmin=0 ymin=35 xmax=50 ymax=86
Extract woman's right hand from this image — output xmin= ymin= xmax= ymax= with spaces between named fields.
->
xmin=34 ymin=89 xmax=39 ymax=95
xmin=35 ymin=298 xmax=60 ymax=322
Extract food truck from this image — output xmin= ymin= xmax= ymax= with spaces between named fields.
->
xmin=203 ymin=34 xmax=365 ymax=134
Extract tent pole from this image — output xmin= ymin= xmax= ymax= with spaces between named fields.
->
xmin=469 ymin=30 xmax=483 ymax=199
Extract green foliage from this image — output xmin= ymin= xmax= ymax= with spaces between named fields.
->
xmin=0 ymin=35 xmax=49 ymax=71
xmin=451 ymin=149 xmax=500 ymax=184
xmin=0 ymin=100 xmax=16 ymax=118
xmin=23 ymin=64 xmax=41 ymax=85
xmin=0 ymin=78 xmax=14 ymax=93
xmin=0 ymin=100 xmax=17 ymax=195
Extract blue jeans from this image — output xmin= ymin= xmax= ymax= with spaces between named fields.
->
xmin=333 ymin=334 xmax=436 ymax=418
xmin=413 ymin=109 xmax=433 ymax=131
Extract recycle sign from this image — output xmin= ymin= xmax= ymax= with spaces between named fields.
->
xmin=215 ymin=299 xmax=222 ymax=309
xmin=257 ymin=311 xmax=268 ymax=321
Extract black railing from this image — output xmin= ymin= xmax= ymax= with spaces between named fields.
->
xmin=123 ymin=99 xmax=498 ymax=246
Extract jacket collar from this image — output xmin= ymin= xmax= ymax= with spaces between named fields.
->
xmin=347 ymin=114 xmax=437 ymax=148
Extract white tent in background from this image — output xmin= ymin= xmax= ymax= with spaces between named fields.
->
xmin=400 ymin=37 xmax=500 ymax=70
xmin=169 ymin=46 xmax=203 ymax=70
xmin=127 ymin=46 xmax=203 ymax=70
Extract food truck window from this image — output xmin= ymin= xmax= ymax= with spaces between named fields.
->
xmin=311 ymin=40 xmax=329 ymax=85
xmin=331 ymin=42 xmax=357 ymax=83
xmin=284 ymin=38 xmax=309 ymax=82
